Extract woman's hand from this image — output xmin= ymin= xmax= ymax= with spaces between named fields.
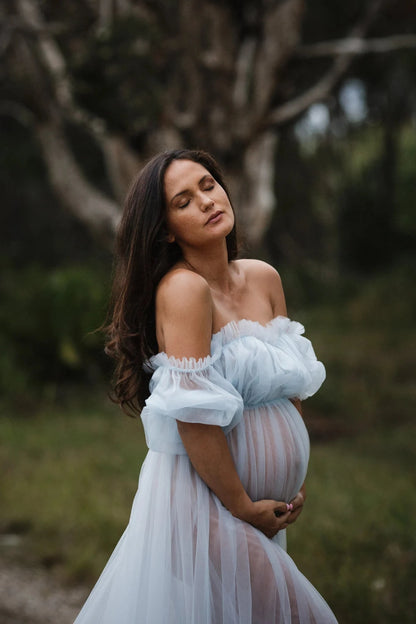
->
xmin=235 ymin=499 xmax=292 ymax=539
xmin=285 ymin=486 xmax=306 ymax=527
xmin=232 ymin=484 xmax=306 ymax=537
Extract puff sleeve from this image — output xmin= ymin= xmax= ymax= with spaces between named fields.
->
xmin=269 ymin=318 xmax=326 ymax=400
xmin=141 ymin=353 xmax=244 ymax=455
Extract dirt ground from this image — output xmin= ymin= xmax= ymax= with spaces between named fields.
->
xmin=0 ymin=561 xmax=89 ymax=624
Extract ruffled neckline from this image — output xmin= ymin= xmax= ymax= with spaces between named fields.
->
xmin=146 ymin=315 xmax=305 ymax=372
xmin=211 ymin=315 xmax=304 ymax=346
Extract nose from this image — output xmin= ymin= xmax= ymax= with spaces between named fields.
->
xmin=199 ymin=191 xmax=214 ymax=212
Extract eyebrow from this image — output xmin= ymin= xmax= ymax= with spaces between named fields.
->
xmin=170 ymin=174 xmax=213 ymax=205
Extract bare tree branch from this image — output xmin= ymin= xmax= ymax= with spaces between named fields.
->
xmin=252 ymin=0 xmax=304 ymax=120
xmin=296 ymin=34 xmax=416 ymax=58
xmin=266 ymin=0 xmax=385 ymax=128
xmin=3 ymin=0 xmax=123 ymax=244
xmin=35 ymin=117 xmax=120 ymax=249
xmin=233 ymin=36 xmax=256 ymax=111
xmin=267 ymin=56 xmax=352 ymax=126
xmin=16 ymin=0 xmax=106 ymax=137
xmin=14 ymin=0 xmax=140 ymax=202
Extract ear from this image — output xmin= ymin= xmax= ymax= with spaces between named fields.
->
xmin=166 ymin=231 xmax=175 ymax=243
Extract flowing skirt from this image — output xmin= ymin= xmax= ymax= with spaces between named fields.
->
xmin=74 ymin=399 xmax=337 ymax=623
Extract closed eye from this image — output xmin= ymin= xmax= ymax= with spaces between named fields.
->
xmin=201 ymin=176 xmax=215 ymax=192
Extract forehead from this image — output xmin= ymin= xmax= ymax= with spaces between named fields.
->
xmin=164 ymin=159 xmax=211 ymax=196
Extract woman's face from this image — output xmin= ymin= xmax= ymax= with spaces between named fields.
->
xmin=164 ymin=159 xmax=234 ymax=250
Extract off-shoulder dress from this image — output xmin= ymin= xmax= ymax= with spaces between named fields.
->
xmin=74 ymin=316 xmax=338 ymax=623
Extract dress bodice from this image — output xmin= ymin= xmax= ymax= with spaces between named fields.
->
xmin=141 ymin=316 xmax=325 ymax=455
xmin=209 ymin=316 xmax=325 ymax=407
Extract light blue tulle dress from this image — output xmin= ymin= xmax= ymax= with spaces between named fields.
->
xmin=74 ymin=316 xmax=337 ymax=623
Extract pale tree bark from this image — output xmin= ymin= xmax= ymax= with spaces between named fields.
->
xmin=251 ymin=0 xmax=304 ymax=126
xmin=296 ymin=34 xmax=416 ymax=58
xmin=2 ymin=0 xmax=416 ymax=249
xmin=232 ymin=132 xmax=278 ymax=247
xmin=11 ymin=0 xmax=141 ymax=237
xmin=36 ymin=119 xmax=120 ymax=249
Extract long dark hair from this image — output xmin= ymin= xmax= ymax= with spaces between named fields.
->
xmin=105 ymin=149 xmax=239 ymax=415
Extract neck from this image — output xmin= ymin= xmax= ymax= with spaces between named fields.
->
xmin=181 ymin=240 xmax=235 ymax=293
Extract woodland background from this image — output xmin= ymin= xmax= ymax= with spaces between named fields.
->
xmin=0 ymin=1 xmax=415 ymax=622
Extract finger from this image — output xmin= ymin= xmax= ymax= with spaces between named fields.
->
xmin=289 ymin=500 xmax=302 ymax=512
xmin=274 ymin=501 xmax=294 ymax=517
xmin=286 ymin=508 xmax=303 ymax=524
xmin=274 ymin=507 xmax=293 ymax=527
xmin=274 ymin=511 xmax=291 ymax=528
xmin=290 ymin=492 xmax=305 ymax=509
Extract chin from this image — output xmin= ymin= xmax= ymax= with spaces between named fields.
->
xmin=213 ymin=222 xmax=234 ymax=241
xmin=219 ymin=211 xmax=235 ymax=233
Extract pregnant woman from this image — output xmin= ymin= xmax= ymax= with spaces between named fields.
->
xmin=74 ymin=149 xmax=338 ymax=623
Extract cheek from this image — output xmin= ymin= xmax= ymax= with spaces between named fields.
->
xmin=220 ymin=192 xmax=234 ymax=216
xmin=167 ymin=213 xmax=199 ymax=240
xmin=222 ymin=201 xmax=235 ymax=230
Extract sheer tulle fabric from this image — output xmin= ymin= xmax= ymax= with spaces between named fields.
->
xmin=74 ymin=316 xmax=337 ymax=623
xmin=142 ymin=356 xmax=244 ymax=454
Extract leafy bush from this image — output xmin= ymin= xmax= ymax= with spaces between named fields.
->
xmin=0 ymin=264 xmax=111 ymax=401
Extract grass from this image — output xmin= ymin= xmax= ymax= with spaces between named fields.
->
xmin=0 ymin=394 xmax=147 ymax=582
xmin=289 ymin=425 xmax=416 ymax=624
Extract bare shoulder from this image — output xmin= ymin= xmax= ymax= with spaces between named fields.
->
xmin=234 ymin=259 xmax=287 ymax=316
xmin=235 ymin=258 xmax=282 ymax=286
xmin=158 ymin=267 xmax=210 ymax=301
xmin=156 ymin=268 xmax=213 ymax=357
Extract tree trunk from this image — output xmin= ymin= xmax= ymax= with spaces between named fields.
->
xmin=227 ymin=133 xmax=278 ymax=252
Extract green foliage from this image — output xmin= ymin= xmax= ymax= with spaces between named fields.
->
xmin=396 ymin=129 xmax=416 ymax=237
xmin=0 ymin=264 xmax=111 ymax=401
xmin=293 ymin=262 xmax=416 ymax=435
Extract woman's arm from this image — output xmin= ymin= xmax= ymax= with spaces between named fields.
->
xmin=177 ymin=421 xmax=291 ymax=537
xmin=155 ymin=269 xmax=291 ymax=538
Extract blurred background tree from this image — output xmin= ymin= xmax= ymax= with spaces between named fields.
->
xmin=1 ymin=0 xmax=415 ymax=399
xmin=2 ymin=0 xmax=416 ymax=246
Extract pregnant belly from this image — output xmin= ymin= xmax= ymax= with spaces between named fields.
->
xmin=227 ymin=399 xmax=310 ymax=503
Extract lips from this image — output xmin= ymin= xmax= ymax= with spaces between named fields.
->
xmin=206 ymin=210 xmax=223 ymax=224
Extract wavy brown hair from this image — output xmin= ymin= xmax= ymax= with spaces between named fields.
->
xmin=105 ymin=149 xmax=239 ymax=415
